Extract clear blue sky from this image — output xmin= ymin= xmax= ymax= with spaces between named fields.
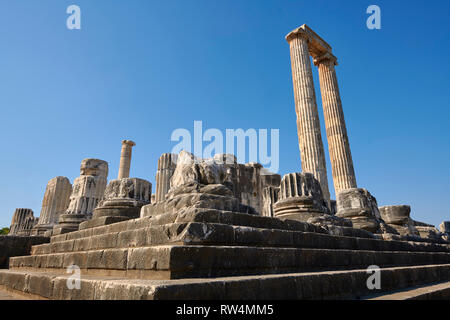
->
xmin=0 ymin=0 xmax=449 ymax=228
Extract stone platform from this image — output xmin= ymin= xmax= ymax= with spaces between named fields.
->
xmin=0 ymin=208 xmax=449 ymax=299
xmin=0 ymin=264 xmax=449 ymax=300
xmin=364 ymin=280 xmax=450 ymax=300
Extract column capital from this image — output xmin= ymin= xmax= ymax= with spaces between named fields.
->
xmin=286 ymin=24 xmax=333 ymax=59
xmin=285 ymin=27 xmax=310 ymax=43
xmin=122 ymin=140 xmax=136 ymax=147
xmin=313 ymin=52 xmax=338 ymax=66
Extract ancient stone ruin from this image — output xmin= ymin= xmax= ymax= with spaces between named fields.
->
xmin=379 ymin=205 xmax=419 ymax=237
xmin=8 ymin=209 xmax=38 ymax=236
xmin=51 ymin=158 xmax=108 ymax=236
xmin=441 ymin=222 xmax=450 ymax=241
xmin=155 ymin=153 xmax=178 ymax=203
xmin=80 ymin=141 xmax=152 ymax=230
xmin=0 ymin=24 xmax=449 ymax=300
xmin=31 ymin=177 xmax=72 ymax=236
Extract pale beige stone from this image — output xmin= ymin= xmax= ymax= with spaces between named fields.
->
xmin=66 ymin=159 xmax=108 ymax=216
xmin=52 ymin=159 xmax=108 ymax=235
xmin=32 ymin=177 xmax=72 ymax=235
xmin=9 ymin=209 xmax=38 ymax=236
xmin=286 ymin=28 xmax=331 ymax=204
xmin=273 ymin=172 xmax=329 ymax=222
xmin=155 ymin=153 xmax=177 ymax=203
xmin=315 ymin=53 xmax=357 ymax=193
xmin=286 ymin=24 xmax=358 ymax=199
xmin=118 ymin=140 xmax=136 ymax=179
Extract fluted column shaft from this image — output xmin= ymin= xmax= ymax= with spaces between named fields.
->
xmin=316 ymin=56 xmax=357 ymax=193
xmin=118 ymin=140 xmax=136 ymax=179
xmin=155 ymin=153 xmax=177 ymax=202
xmin=38 ymin=177 xmax=72 ymax=225
xmin=287 ymin=34 xmax=331 ymax=203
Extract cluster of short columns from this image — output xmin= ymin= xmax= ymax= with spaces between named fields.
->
xmin=286 ymin=25 xmax=357 ymax=200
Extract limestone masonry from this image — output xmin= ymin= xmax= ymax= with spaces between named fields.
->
xmin=1 ymin=24 xmax=449 ymax=300
xmin=9 ymin=209 xmax=38 ymax=236
xmin=31 ymin=177 xmax=72 ymax=236
xmin=51 ymin=159 xmax=108 ymax=236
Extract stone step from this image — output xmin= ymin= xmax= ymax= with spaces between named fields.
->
xmin=10 ymin=245 xmax=450 ymax=279
xmin=0 ymin=286 xmax=34 ymax=300
xmin=47 ymin=209 xmax=329 ymax=244
xmin=364 ymin=281 xmax=450 ymax=300
xmin=31 ymin=222 xmax=450 ymax=256
xmin=0 ymin=264 xmax=449 ymax=300
xmin=32 ymin=223 xmax=189 ymax=255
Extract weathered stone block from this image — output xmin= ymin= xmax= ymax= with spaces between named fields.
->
xmin=9 ymin=209 xmax=38 ymax=236
xmin=63 ymin=252 xmax=87 ymax=269
xmin=127 ymin=247 xmax=171 ymax=270
xmin=274 ymin=173 xmax=329 ymax=222
xmin=32 ymin=177 xmax=72 ymax=236
xmin=440 ymin=221 xmax=450 ymax=234
xmin=52 ymin=277 xmax=96 ymax=300
xmin=336 ymin=188 xmax=381 ymax=233
xmin=28 ymin=273 xmax=54 ymax=298
xmin=52 ymin=159 xmax=109 ymax=234
xmin=46 ymin=254 xmax=64 ymax=268
xmin=379 ymin=205 xmax=411 ymax=225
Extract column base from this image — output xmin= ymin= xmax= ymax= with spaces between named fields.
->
xmin=273 ymin=196 xmax=328 ymax=222
xmin=336 ymin=188 xmax=381 ymax=233
xmin=30 ymin=224 xmax=54 ymax=236
xmin=52 ymin=214 xmax=88 ymax=235
xmin=79 ymin=199 xmax=144 ymax=230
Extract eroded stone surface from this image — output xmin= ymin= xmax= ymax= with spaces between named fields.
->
xmin=379 ymin=205 xmax=419 ymax=237
xmin=80 ymin=178 xmax=152 ymax=230
xmin=32 ymin=177 xmax=72 ymax=235
xmin=262 ymin=186 xmax=279 ymax=217
xmin=416 ymin=226 xmax=443 ymax=241
xmin=380 ymin=205 xmax=411 ymax=225
xmin=148 ymin=151 xmax=279 ymax=216
xmin=273 ymin=173 xmax=329 ymax=222
xmin=440 ymin=222 xmax=450 ymax=234
xmin=336 ymin=188 xmax=381 ymax=233
xmin=155 ymin=153 xmax=177 ymax=203
xmin=52 ymin=159 xmax=108 ymax=235
xmin=9 ymin=209 xmax=38 ymax=236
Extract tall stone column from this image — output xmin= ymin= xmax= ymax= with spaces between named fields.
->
xmin=118 ymin=140 xmax=136 ymax=179
xmin=286 ymin=29 xmax=331 ymax=203
xmin=315 ymin=53 xmax=357 ymax=193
